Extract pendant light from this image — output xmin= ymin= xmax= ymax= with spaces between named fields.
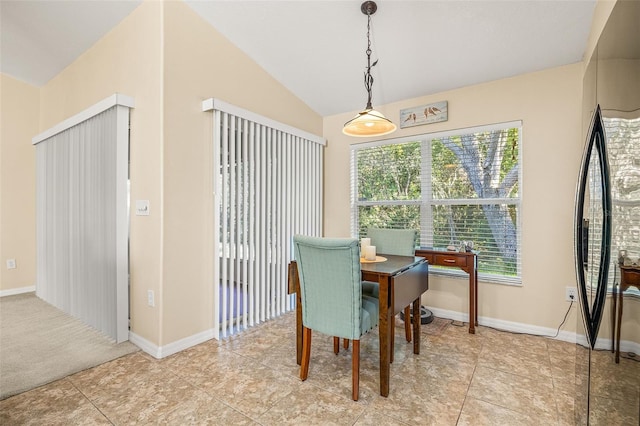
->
xmin=343 ymin=1 xmax=397 ymax=138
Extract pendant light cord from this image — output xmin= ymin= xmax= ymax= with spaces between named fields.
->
xmin=364 ymin=11 xmax=376 ymax=110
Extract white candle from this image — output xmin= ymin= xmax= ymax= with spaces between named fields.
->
xmin=364 ymin=245 xmax=376 ymax=261
xmin=360 ymin=238 xmax=371 ymax=258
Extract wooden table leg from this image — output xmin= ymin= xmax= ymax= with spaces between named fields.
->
xmin=616 ymin=288 xmax=623 ymax=363
xmin=378 ymin=275 xmax=391 ymax=397
xmin=468 ymin=267 xmax=476 ymax=334
xmin=611 ymin=282 xmax=617 ymax=353
xmin=474 ymin=267 xmax=479 ymax=327
xmin=412 ymin=297 xmax=420 ymax=354
xmin=390 ymin=281 xmax=395 ymax=364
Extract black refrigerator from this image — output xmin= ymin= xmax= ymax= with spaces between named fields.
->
xmin=574 ymin=1 xmax=640 ymax=424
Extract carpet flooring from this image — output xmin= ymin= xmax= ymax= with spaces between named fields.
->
xmin=0 ymin=292 xmax=138 ymax=400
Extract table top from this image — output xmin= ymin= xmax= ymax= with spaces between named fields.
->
xmin=360 ymin=256 xmax=388 ymax=264
xmin=360 ymin=254 xmax=426 ymax=276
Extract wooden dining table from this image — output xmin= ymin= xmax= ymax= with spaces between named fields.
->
xmin=288 ymin=254 xmax=429 ymax=397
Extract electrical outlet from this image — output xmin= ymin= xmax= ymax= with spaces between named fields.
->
xmin=566 ymin=287 xmax=577 ymax=302
xmin=6 ymin=259 xmax=16 ymax=269
xmin=147 ymin=290 xmax=155 ymax=307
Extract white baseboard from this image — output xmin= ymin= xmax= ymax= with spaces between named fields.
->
xmin=129 ymin=328 xmax=216 ymax=359
xmin=0 ymin=286 xmax=35 ymax=297
xmin=426 ymin=306 xmax=640 ymax=355
xmin=619 ymin=339 xmax=640 ymax=356
xmin=593 ymin=336 xmax=640 ymax=355
xmin=129 ymin=307 xmax=639 ymax=360
xmin=425 ymin=306 xmax=578 ymax=344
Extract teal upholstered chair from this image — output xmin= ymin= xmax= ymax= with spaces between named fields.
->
xmin=362 ymin=228 xmax=418 ymax=343
xmin=293 ymin=235 xmax=379 ymax=401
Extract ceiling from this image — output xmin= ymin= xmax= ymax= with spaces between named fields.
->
xmin=1 ymin=0 xmax=597 ymax=117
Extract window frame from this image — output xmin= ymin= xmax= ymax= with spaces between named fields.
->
xmin=351 ymin=121 xmax=523 ymax=285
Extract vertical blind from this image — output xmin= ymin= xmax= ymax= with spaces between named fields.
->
xmin=203 ymin=99 xmax=324 ymax=338
xmin=33 ymin=95 xmax=132 ymax=343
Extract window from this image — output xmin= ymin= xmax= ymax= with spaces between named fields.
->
xmin=604 ymin=116 xmax=640 ymax=296
xmin=351 ymin=121 xmax=522 ymax=284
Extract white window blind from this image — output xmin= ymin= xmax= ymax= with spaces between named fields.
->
xmin=32 ymin=94 xmax=133 ymax=343
xmin=605 ymin=116 xmax=640 ymax=295
xmin=351 ymin=122 xmax=522 ymax=284
xmin=203 ymin=99 xmax=324 ymax=338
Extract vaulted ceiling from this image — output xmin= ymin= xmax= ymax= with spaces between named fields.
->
xmin=1 ymin=0 xmax=596 ymax=117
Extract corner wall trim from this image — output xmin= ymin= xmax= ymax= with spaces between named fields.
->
xmin=128 ymin=332 xmax=161 ymax=359
xmin=129 ymin=328 xmax=216 ymax=359
xmin=32 ymin=93 xmax=135 ymax=145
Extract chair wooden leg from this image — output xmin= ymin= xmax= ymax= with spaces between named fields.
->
xmin=301 ymin=327 xmax=312 ymax=380
xmin=352 ymin=339 xmax=360 ymax=401
xmin=404 ymin=306 xmax=412 ymax=342
xmin=333 ymin=336 xmax=340 ymax=354
xmin=343 ymin=338 xmax=349 ymax=350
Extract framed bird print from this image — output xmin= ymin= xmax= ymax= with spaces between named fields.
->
xmin=400 ymin=101 xmax=448 ymax=128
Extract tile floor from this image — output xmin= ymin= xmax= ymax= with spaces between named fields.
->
xmin=1 ymin=313 xmax=581 ymax=425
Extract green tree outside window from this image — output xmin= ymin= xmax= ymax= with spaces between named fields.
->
xmin=352 ymin=124 xmax=521 ymax=281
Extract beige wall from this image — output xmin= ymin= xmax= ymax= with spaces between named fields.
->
xmin=0 ymin=75 xmax=39 ymax=292
xmin=598 ymin=59 xmax=640 ymax=117
xmin=323 ymin=63 xmax=584 ymax=330
xmin=583 ymin=0 xmax=616 ymax=135
xmin=583 ymin=0 xmax=617 ymax=73
xmin=160 ymin=1 xmax=321 ymax=344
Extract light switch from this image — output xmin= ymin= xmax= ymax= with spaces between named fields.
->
xmin=136 ymin=200 xmax=150 ymax=216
